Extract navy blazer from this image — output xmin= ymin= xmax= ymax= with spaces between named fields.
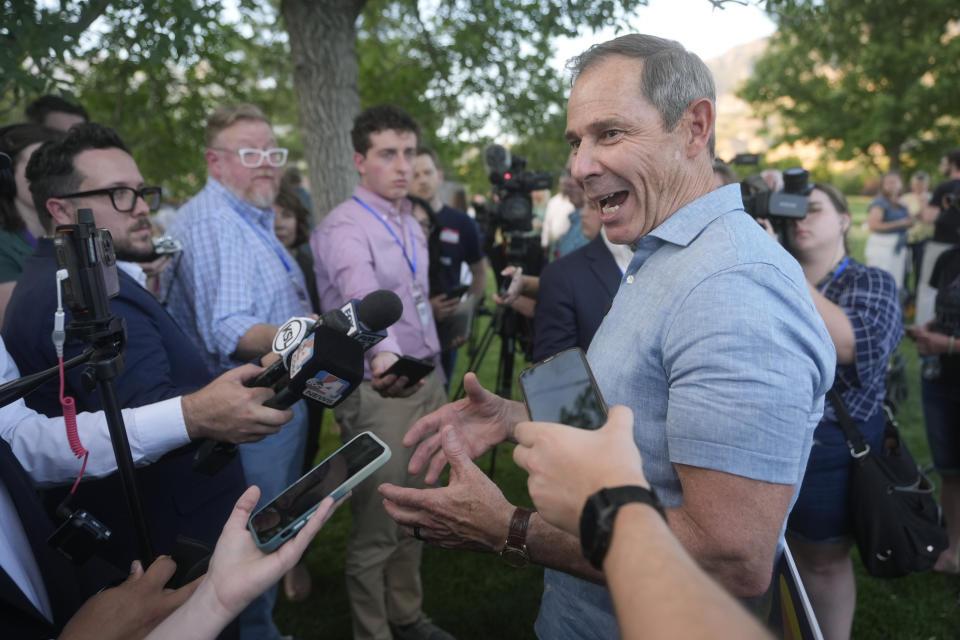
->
xmin=2 ymin=240 xmax=245 ymax=570
xmin=533 ymin=235 xmax=622 ymax=362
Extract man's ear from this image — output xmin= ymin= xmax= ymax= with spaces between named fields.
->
xmin=353 ymin=152 xmax=366 ymax=176
xmin=205 ymin=148 xmax=221 ymax=179
xmin=684 ymin=98 xmax=715 ymax=158
xmin=45 ymin=198 xmax=75 ymax=228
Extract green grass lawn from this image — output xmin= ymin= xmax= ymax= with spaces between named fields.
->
xmin=276 ymin=200 xmax=959 ymax=637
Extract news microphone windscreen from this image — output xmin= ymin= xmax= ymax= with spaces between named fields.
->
xmin=357 ymin=290 xmax=403 ymax=331
xmin=319 ymin=309 xmax=351 ymax=334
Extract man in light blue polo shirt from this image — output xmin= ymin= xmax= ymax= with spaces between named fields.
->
xmin=379 ymin=33 xmax=834 ymax=639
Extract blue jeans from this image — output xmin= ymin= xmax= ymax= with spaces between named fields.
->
xmin=236 ymin=400 xmax=310 ymax=640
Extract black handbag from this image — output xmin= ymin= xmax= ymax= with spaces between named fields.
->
xmin=828 ymin=389 xmax=948 ymax=578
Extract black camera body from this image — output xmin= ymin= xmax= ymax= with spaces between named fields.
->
xmin=48 ymin=507 xmax=112 ymax=564
xmin=482 ymin=144 xmax=552 ymax=234
xmin=742 ymin=167 xmax=813 ymax=221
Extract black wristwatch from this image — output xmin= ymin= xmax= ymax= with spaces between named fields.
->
xmin=580 ymin=485 xmax=666 ymax=570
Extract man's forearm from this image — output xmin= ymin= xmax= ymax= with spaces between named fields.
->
xmin=468 ymin=259 xmax=488 ymax=298
xmin=526 ymin=513 xmax=604 ymax=583
xmin=232 ymin=324 xmax=278 ymax=362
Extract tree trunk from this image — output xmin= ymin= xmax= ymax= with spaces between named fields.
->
xmin=281 ymin=0 xmax=365 ymax=223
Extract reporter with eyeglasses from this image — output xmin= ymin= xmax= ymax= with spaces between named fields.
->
xmin=161 ymin=104 xmax=313 ymax=640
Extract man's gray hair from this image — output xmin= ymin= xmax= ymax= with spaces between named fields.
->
xmin=567 ymin=34 xmax=716 ymax=156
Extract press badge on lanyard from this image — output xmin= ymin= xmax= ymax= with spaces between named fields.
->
xmin=353 ymin=196 xmax=432 ymax=329
xmin=412 ymin=281 xmax=431 ymax=328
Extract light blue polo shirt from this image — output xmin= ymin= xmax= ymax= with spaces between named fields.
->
xmin=535 ymin=184 xmax=835 ymax=639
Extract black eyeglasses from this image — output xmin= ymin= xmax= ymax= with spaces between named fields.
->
xmin=56 ymin=185 xmax=163 ymax=213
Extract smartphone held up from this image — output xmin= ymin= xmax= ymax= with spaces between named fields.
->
xmin=518 ymin=348 xmax=607 ymax=430
xmin=248 ymin=432 xmax=391 ymax=551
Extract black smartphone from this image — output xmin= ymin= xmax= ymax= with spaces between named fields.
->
xmin=518 ymin=347 xmax=607 ymax=430
xmin=248 ymin=431 xmax=391 ymax=551
xmin=383 ymin=355 xmax=435 ymax=388
xmin=445 ymin=284 xmax=470 ymax=299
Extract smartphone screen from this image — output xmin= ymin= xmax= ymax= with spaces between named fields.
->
xmin=249 ymin=432 xmax=388 ymax=547
xmin=518 ymin=348 xmax=607 ymax=430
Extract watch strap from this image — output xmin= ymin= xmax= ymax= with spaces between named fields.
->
xmin=505 ymin=506 xmax=533 ymax=550
xmin=581 ymin=485 xmax=666 ymax=570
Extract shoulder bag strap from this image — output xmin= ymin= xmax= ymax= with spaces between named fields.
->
xmin=826 ymin=387 xmax=870 ymax=458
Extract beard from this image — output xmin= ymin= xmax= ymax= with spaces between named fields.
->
xmin=244 ymin=186 xmax=277 ymax=209
xmin=113 ymin=221 xmax=156 ymax=262
xmin=221 ymin=173 xmax=278 ymax=209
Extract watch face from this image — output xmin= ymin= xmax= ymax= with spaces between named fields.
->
xmin=501 ymin=546 xmax=529 ymax=568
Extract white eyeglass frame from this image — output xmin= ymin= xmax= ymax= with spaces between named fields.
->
xmin=214 ymin=147 xmax=288 ymax=168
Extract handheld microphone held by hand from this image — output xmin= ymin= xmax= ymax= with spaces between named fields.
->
xmin=265 ymin=324 xmax=364 ymax=409
xmin=340 ymin=289 xmax=403 ymax=351
xmin=251 ymin=290 xmax=403 ymax=409
xmin=245 ymin=310 xmax=349 ymax=390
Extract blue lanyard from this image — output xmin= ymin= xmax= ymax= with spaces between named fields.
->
xmin=353 ymin=196 xmax=417 ymax=276
xmin=818 ymin=256 xmax=849 ymax=293
xmin=238 ymin=209 xmax=292 ymax=273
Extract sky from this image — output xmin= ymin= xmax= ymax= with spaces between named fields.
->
xmin=552 ymin=0 xmax=777 ymax=71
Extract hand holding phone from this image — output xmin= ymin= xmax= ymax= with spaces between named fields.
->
xmin=248 ymin=432 xmax=390 ymax=551
xmin=518 ymin=348 xmax=607 ymax=430
xmin=383 ymin=355 xmax=435 ymax=389
xmin=445 ymin=284 xmax=470 ymax=300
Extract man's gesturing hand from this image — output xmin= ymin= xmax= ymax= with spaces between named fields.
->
xmin=380 ymin=425 xmax=514 ymax=553
xmin=404 ymin=372 xmax=525 ymax=484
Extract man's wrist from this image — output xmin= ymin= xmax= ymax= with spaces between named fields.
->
xmin=180 ymin=392 xmax=204 ymax=440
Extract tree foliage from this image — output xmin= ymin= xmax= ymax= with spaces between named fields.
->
xmin=3 ymin=0 xmax=650 ymax=209
xmin=740 ymin=0 xmax=960 ymax=172
xmin=283 ymin=0 xmax=648 ymax=215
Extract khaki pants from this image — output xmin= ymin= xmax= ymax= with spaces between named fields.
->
xmin=334 ymin=370 xmax=448 ymax=640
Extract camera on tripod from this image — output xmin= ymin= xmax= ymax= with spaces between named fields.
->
xmin=478 ymin=144 xmax=552 ymax=278
xmin=479 ymin=144 xmax=553 ymax=235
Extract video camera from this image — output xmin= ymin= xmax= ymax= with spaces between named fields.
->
xmin=741 ymin=167 xmax=813 ymax=222
xmin=479 ymin=144 xmax=553 ymax=235
xmin=476 ymin=144 xmax=552 ymax=281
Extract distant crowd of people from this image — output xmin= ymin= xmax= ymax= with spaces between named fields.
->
xmin=0 ymin=31 xmax=957 ymax=640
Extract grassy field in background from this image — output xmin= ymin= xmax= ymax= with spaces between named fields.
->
xmin=276 ymin=195 xmax=959 ymax=638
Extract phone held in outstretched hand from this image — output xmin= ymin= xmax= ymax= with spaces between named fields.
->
xmin=248 ymin=432 xmax=390 ymax=552
xmin=518 ymin=347 xmax=608 ymax=430
xmin=383 ymin=355 xmax=435 ymax=388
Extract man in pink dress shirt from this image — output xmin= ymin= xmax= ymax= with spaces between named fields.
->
xmin=310 ymin=104 xmax=453 ymax=640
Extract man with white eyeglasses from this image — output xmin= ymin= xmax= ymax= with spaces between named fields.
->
xmin=162 ymin=104 xmax=312 ymax=640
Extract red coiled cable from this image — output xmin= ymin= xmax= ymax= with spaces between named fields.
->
xmin=60 ymin=356 xmax=88 ymax=494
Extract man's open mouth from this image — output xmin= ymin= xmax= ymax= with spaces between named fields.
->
xmin=598 ymin=191 xmax=628 ymax=214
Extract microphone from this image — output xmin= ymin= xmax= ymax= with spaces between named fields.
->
xmin=245 ymin=309 xmax=348 ymax=389
xmin=484 ymin=144 xmax=510 ymax=176
xmin=339 ymin=289 xmax=403 ymax=351
xmin=264 ymin=324 xmax=364 ymax=409
xmin=250 ymin=290 xmax=403 ymax=409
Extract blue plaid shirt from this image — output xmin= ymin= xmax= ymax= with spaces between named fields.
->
xmin=161 ymin=178 xmax=311 ymax=374
xmin=820 ymin=258 xmax=902 ymax=422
